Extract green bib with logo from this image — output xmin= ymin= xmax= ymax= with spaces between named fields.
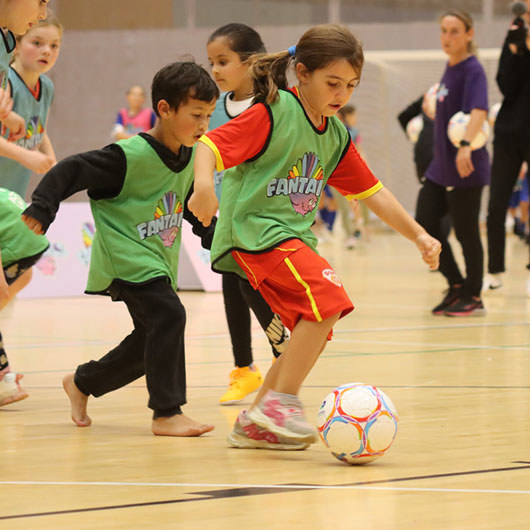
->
xmin=211 ymin=89 xmax=350 ymax=276
xmin=86 ymin=135 xmax=194 ymax=293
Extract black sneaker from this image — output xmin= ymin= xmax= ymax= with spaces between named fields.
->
xmin=432 ymin=285 xmax=462 ymax=315
xmin=444 ymin=296 xmax=486 ymax=317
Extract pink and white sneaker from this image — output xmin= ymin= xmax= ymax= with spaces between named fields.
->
xmin=247 ymin=390 xmax=317 ymax=444
xmin=228 ymin=410 xmax=309 ymax=450
xmin=0 ymin=373 xmax=28 ymax=407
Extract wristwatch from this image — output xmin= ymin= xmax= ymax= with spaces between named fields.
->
xmin=459 ymin=139 xmax=471 ymax=148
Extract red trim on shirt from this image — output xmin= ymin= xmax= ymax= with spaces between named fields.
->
xmin=28 ymin=78 xmax=41 ymax=100
xmin=328 ymin=141 xmax=379 ymax=197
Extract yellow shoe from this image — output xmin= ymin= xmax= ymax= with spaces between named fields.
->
xmin=219 ymin=365 xmax=263 ymax=405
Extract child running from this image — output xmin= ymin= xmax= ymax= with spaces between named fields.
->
xmin=189 ymin=24 xmax=441 ymax=449
xmin=207 ymin=23 xmax=288 ymax=405
xmin=22 ymin=61 xmax=219 ymax=437
xmin=0 ymin=187 xmax=49 ymax=406
xmin=0 ymin=0 xmax=48 ymax=143
xmin=0 ymin=12 xmax=62 ymax=197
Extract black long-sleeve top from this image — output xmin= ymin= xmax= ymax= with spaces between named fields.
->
xmin=397 ymin=95 xmax=434 ymax=180
xmin=494 ymin=38 xmax=530 ymax=142
xmin=23 ymin=133 xmax=216 ymax=249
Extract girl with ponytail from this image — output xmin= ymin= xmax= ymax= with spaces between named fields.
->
xmin=190 ymin=24 xmax=440 ymax=450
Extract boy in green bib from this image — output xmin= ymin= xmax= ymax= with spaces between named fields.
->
xmin=22 ymin=62 xmax=219 ymax=437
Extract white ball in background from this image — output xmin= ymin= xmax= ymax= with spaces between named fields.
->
xmin=423 ymin=83 xmax=439 ymax=118
xmin=447 ymin=111 xmax=490 ymax=150
xmin=406 ymin=115 xmax=424 ymax=144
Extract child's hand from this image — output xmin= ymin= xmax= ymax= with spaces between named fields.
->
xmin=0 ymin=87 xmax=13 ymax=121
xmin=416 ymin=233 xmax=441 ymax=270
xmin=1 ymin=112 xmax=26 ymax=141
xmin=188 ymin=188 xmax=218 ymax=227
xmin=21 ymin=214 xmax=44 ymax=235
xmin=20 ymin=151 xmax=55 ymax=174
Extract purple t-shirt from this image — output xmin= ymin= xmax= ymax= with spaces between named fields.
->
xmin=425 ymin=55 xmax=490 ymax=187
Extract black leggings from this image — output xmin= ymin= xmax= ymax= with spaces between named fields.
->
xmin=416 ymin=179 xmax=484 ymax=297
xmin=222 ymin=273 xmax=287 ymax=368
xmin=486 ymin=138 xmax=530 ymax=274
xmin=75 ymin=278 xmax=187 ymax=419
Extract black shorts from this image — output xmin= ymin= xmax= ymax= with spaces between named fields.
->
xmin=3 ymin=249 xmax=47 ymax=286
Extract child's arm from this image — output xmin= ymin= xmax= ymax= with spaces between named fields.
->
xmin=0 ymin=136 xmax=55 ymax=174
xmin=38 ymin=132 xmax=57 ymax=164
xmin=187 ymin=141 xmax=219 ymax=227
xmin=183 ymin=185 xmax=217 ymax=249
xmin=1 ymin=111 xmax=25 ymax=142
xmin=363 ymin=187 xmax=441 ymax=270
xmin=0 ymin=86 xmax=13 ymax=121
xmin=22 ymin=144 xmax=127 ymax=235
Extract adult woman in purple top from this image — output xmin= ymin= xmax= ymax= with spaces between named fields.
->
xmin=416 ymin=10 xmax=490 ymax=317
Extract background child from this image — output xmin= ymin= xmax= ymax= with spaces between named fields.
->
xmin=111 ymin=85 xmax=157 ymax=141
xmin=189 ymin=24 xmax=440 ymax=449
xmin=0 ymin=13 xmax=62 ymax=198
xmin=22 ymin=61 xmax=219 ymax=437
xmin=0 ymin=0 xmax=48 ymax=143
xmin=206 ymin=23 xmax=288 ymax=405
xmin=0 ymin=186 xmax=49 ymax=406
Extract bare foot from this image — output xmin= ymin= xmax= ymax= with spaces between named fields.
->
xmin=0 ymin=374 xmax=29 ymax=407
xmin=62 ymin=373 xmax=91 ymax=427
xmin=152 ymin=413 xmax=214 ymax=437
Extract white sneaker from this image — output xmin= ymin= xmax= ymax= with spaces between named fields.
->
xmin=0 ymin=373 xmax=28 ymax=406
xmin=483 ymin=273 xmax=503 ymax=291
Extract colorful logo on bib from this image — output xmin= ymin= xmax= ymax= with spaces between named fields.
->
xmin=266 ymin=152 xmax=324 ymax=216
xmin=17 ymin=115 xmax=45 ymax=150
xmin=322 ymin=268 xmax=342 ymax=287
xmin=136 ymin=191 xmax=183 ymax=247
xmin=78 ymin=222 xmax=95 ymax=266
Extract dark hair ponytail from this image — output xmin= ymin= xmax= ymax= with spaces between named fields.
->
xmin=208 ymin=23 xmax=266 ymax=62
xmin=251 ymin=24 xmax=364 ymax=105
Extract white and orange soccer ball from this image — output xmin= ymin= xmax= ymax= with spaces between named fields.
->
xmin=317 ymin=383 xmax=398 ymax=465
xmin=447 ymin=111 xmax=490 ymax=150
xmin=406 ymin=115 xmax=424 ymax=144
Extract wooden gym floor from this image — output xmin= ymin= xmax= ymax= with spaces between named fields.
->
xmin=1 ymin=229 xmax=529 ymax=529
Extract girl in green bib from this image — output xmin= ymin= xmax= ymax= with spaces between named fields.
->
xmin=23 ymin=62 xmax=219 ymax=437
xmin=190 ymin=25 xmax=441 ymax=450
xmin=0 ymin=13 xmax=62 ymax=197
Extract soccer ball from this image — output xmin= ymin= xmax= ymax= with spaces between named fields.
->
xmin=423 ymin=83 xmax=439 ymax=118
xmin=488 ymin=102 xmax=501 ymax=127
xmin=447 ymin=111 xmax=490 ymax=150
xmin=317 ymin=383 xmax=398 ymax=465
xmin=406 ymin=115 xmax=424 ymax=144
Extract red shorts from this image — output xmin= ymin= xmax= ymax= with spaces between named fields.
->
xmin=232 ymin=239 xmax=354 ymax=337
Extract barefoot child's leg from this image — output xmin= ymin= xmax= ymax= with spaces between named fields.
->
xmin=151 ymin=414 xmax=214 ymax=437
xmin=63 ymin=373 xmax=91 ymax=427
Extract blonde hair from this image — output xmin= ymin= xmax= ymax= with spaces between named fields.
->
xmin=250 ymin=24 xmax=364 ymax=105
xmin=440 ymin=10 xmax=477 ymax=55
